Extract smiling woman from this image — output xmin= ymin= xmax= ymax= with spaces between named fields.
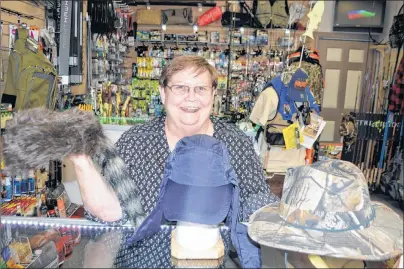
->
xmin=158 ymin=56 xmax=218 ymax=150
xmin=66 ymin=55 xmax=278 ymax=267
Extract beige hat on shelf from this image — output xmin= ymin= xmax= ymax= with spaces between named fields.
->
xmin=248 ymin=159 xmax=403 ymax=261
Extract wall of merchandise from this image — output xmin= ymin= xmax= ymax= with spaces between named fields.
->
xmin=0 ymin=1 xmax=309 ymax=126
xmin=87 ymin=2 xmax=309 ymax=125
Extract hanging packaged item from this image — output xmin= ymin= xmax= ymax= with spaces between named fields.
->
xmin=221 ymin=12 xmax=252 ymax=28
xmin=187 ymin=35 xmax=198 ymax=42
xmin=222 ymin=0 xmax=262 ymax=28
xmin=162 ymin=8 xmax=193 ymax=25
xmin=197 ymin=31 xmax=208 ymax=42
xmin=211 ymin=32 xmax=220 ymax=43
xmin=197 ymin=6 xmax=223 ymax=26
xmin=256 ymin=30 xmax=269 ymax=45
xmin=2 ymin=28 xmax=58 ymax=111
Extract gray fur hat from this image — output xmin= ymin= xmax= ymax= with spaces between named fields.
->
xmin=3 ymin=108 xmax=104 ymax=172
xmin=2 ymin=108 xmax=145 ymax=227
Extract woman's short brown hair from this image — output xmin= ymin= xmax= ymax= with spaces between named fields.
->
xmin=159 ymin=56 xmax=218 ymax=88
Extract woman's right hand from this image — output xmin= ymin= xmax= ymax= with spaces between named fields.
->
xmin=68 ymin=153 xmax=123 ymax=222
xmin=68 ymin=154 xmax=93 ymax=171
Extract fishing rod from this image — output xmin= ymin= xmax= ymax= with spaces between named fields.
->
xmin=376 ymin=46 xmax=402 ymax=187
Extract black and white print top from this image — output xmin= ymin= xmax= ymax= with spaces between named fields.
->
xmin=85 ymin=116 xmax=279 ymax=268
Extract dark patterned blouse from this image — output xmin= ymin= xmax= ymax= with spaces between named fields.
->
xmin=85 ymin=116 xmax=279 ymax=268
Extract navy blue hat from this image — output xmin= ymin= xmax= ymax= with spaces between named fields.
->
xmin=126 ymin=134 xmax=240 ymax=247
xmin=287 ymin=68 xmax=309 ymax=102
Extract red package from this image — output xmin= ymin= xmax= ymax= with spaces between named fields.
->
xmin=197 ymin=6 xmax=222 ymax=26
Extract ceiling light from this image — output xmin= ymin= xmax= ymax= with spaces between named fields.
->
xmin=162 ymin=24 xmax=167 ymax=31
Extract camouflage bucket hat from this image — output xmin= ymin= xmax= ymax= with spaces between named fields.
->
xmin=248 ymin=160 xmax=403 ymax=261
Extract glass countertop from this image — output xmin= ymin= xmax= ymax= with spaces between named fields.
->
xmin=1 ymin=216 xmax=397 ymax=268
xmin=0 ymin=216 xmax=234 ymax=268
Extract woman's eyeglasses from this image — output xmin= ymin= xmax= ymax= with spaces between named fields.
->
xmin=166 ymin=85 xmax=214 ymax=96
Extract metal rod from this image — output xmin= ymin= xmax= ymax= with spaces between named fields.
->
xmin=1 ymin=215 xmax=228 ymax=229
xmin=0 ymin=7 xmax=34 ymax=20
xmin=298 ymin=2 xmax=314 ymax=68
xmin=319 ymin=37 xmax=372 ymax=42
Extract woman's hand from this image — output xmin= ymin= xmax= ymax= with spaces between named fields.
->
xmin=68 ymin=153 xmax=123 ymax=222
xmin=68 ymin=154 xmax=93 ymax=170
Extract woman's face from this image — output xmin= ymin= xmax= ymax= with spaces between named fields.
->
xmin=160 ymin=69 xmax=215 ymax=132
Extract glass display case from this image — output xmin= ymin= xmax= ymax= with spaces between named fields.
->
xmin=0 ymin=216 xmax=235 ymax=268
xmin=0 ymin=123 xmax=237 ymax=268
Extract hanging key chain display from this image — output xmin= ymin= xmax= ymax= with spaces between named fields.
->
xmin=88 ymin=3 xmax=145 ymax=126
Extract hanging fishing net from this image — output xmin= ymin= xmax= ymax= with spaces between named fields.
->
xmin=288 ymin=2 xmax=307 ymax=27
xmin=389 ymin=4 xmax=404 ymax=48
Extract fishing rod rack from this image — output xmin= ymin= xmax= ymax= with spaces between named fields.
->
xmin=0 ymin=7 xmax=34 ymax=20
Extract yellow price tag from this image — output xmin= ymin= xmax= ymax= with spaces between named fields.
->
xmin=282 ymin=123 xmax=304 ymax=150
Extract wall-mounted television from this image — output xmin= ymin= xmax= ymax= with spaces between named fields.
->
xmin=333 ymin=0 xmax=386 ymax=33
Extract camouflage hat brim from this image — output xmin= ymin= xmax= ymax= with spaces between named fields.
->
xmin=248 ymin=201 xmax=403 ymax=261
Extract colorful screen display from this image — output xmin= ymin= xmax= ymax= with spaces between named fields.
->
xmin=334 ymin=0 xmax=385 ymax=27
xmin=348 ymin=10 xmax=376 ymax=20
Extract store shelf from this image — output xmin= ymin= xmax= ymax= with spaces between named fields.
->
xmin=135 ymin=24 xmax=303 ymax=35
xmin=136 ymin=24 xmax=224 ymax=31
xmin=100 ymin=117 xmax=150 ymax=125
xmin=135 ymin=39 xmax=265 ymax=47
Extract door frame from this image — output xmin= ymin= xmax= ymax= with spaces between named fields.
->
xmin=314 ymin=32 xmax=373 ymax=142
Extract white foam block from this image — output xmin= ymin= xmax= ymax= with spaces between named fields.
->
xmin=171 ymin=229 xmax=224 ymax=260
xmin=175 ymin=222 xmax=220 ymax=251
